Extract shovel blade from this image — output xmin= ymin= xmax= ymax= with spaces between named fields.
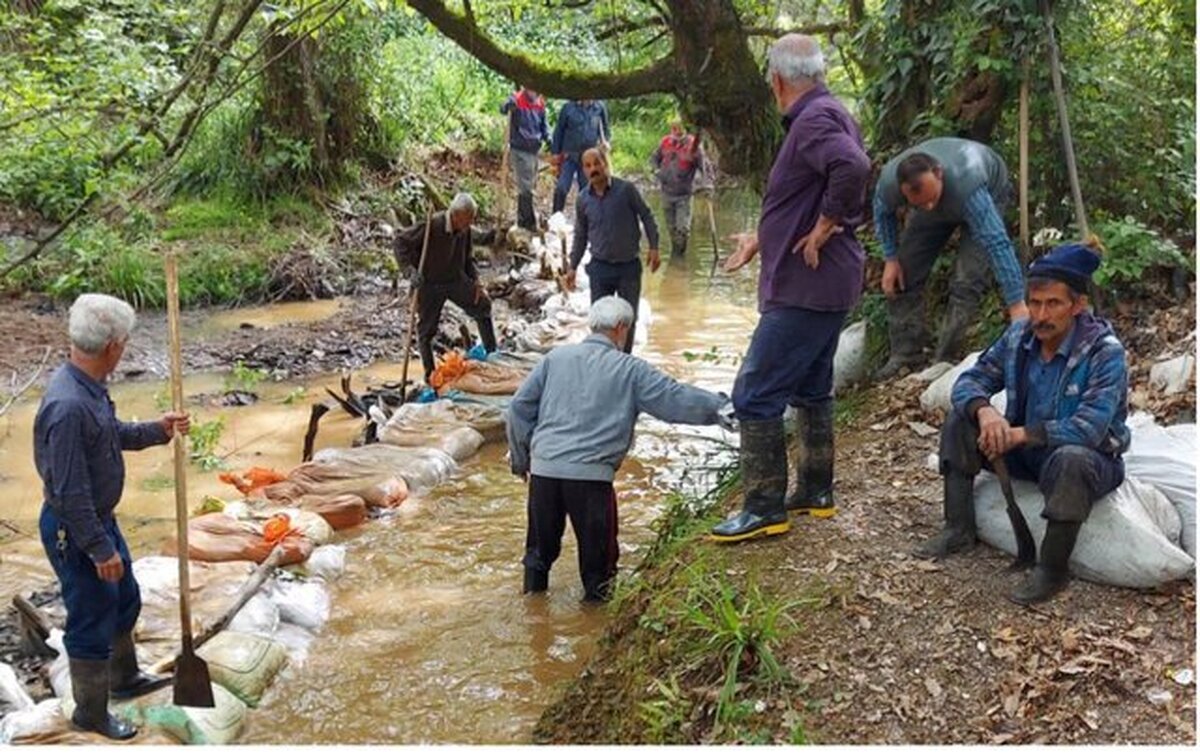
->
xmin=172 ymin=652 xmax=215 ymax=708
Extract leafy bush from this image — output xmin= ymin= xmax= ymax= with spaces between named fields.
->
xmin=1090 ymin=215 xmax=1195 ymax=289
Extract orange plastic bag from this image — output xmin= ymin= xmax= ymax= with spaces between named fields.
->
xmin=429 ymin=350 xmax=472 ymax=390
xmin=261 ymin=513 xmax=296 ymax=546
xmin=219 ymin=467 xmax=288 ymax=496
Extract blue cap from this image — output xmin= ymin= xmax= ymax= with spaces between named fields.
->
xmin=1028 ymin=243 xmax=1101 ymax=293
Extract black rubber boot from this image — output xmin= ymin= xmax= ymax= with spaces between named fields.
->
xmin=69 ymin=657 xmax=137 ymax=740
xmin=933 ymin=300 xmax=973 ymax=364
xmin=877 ymin=290 xmax=927 ymax=380
xmin=517 ymin=192 xmax=537 ymax=231
xmin=912 ymin=471 xmax=977 ymax=559
xmin=523 ymin=569 xmax=549 ymax=594
xmin=785 ymin=401 xmax=837 ymax=517
xmin=109 ymin=631 xmax=170 ymax=701
xmin=711 ymin=418 xmax=790 ymax=543
xmin=477 ymin=317 xmax=498 ymax=354
xmin=1010 ymin=520 xmax=1081 ymax=605
xmin=670 ymin=231 xmax=689 ymax=258
xmin=418 ymin=337 xmax=436 ymax=384
xmin=552 ymin=189 xmax=567 ymax=215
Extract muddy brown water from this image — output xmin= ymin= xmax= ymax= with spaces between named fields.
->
xmin=0 ymin=190 xmax=764 ymax=743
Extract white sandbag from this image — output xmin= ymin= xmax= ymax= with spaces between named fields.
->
xmin=268 ymin=508 xmax=334 ymax=546
xmin=437 ymin=426 xmax=485 ymax=461
xmin=832 ymin=320 xmax=867 ymax=391
xmin=118 ymin=682 xmax=246 ymax=744
xmin=312 ymin=445 xmax=457 ymax=493
xmin=46 ymin=631 xmax=69 ymax=702
xmin=1125 ymin=415 xmax=1197 ymax=558
xmin=974 ymin=473 xmax=1194 ymax=588
xmin=919 ymin=351 xmax=1006 ymax=414
xmin=198 ymin=631 xmax=288 ymax=708
xmin=267 ymin=577 xmax=331 ymax=632
xmin=226 ymin=592 xmax=280 ymax=638
xmin=0 ymin=663 xmax=34 ymax=715
xmin=272 ymin=623 xmax=317 ymax=665
xmin=1149 ymin=354 xmax=1195 ymax=395
xmin=0 ymin=699 xmax=66 ymax=744
xmin=290 ymin=544 xmax=347 ymax=581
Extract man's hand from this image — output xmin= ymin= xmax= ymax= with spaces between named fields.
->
xmin=792 ymin=215 xmax=843 ymax=269
xmin=647 ymin=248 xmax=661 ymax=273
xmin=1007 ymin=301 xmax=1030 ymax=322
xmin=474 ymin=283 xmax=490 ymax=305
xmin=161 ymin=411 xmax=190 ymax=439
xmin=976 ymin=406 xmax=1026 ymax=458
xmin=881 ymin=259 xmax=906 ymax=298
xmin=723 ymin=232 xmax=759 ymax=273
xmin=564 ymin=268 xmax=577 ymax=291
xmin=95 ymin=553 xmax=124 ymax=583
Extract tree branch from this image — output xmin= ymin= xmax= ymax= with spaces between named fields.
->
xmin=744 ymin=22 xmax=846 ymax=37
xmin=406 ymin=0 xmax=675 ymax=98
xmin=596 ymin=14 xmax=667 ymax=42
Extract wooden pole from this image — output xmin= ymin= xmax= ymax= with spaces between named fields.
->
xmin=1040 ymin=0 xmax=1089 ymax=239
xmin=1018 ymin=56 xmax=1031 ymax=259
xmin=399 ymin=213 xmax=435 ymax=394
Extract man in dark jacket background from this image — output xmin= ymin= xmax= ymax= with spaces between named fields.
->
xmin=913 ymin=243 xmax=1129 ymax=605
xmin=551 ymin=98 xmax=611 ymax=214
xmin=711 ymin=34 xmax=871 ymax=543
xmin=500 ymin=85 xmax=551 ymax=230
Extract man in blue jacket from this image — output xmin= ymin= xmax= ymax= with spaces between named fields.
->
xmin=34 ymin=294 xmax=190 ymax=738
xmin=500 ymin=85 xmax=551 ymax=230
xmin=913 ymin=243 xmax=1130 ymax=605
xmin=550 ymin=98 xmax=611 ymax=213
xmin=507 ymin=295 xmax=729 ymax=602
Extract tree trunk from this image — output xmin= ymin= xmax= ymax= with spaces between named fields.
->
xmin=261 ymin=25 xmax=331 ymax=180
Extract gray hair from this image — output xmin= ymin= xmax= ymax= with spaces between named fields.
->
xmin=767 ymin=34 xmax=826 ymax=84
xmin=449 ymin=192 xmax=477 ymax=216
xmin=69 ymin=293 xmax=136 ymax=355
xmin=588 ymin=294 xmax=635 ymax=332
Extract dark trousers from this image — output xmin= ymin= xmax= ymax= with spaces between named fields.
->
xmin=523 ymin=475 xmax=618 ymax=602
xmin=39 ymin=505 xmax=140 ymax=660
xmin=553 ymin=154 xmax=588 ymax=211
xmin=732 ymin=307 xmax=848 ymax=421
xmin=887 ymin=210 xmax=995 ymax=362
xmin=587 ymin=259 xmax=641 ymax=353
xmin=417 ymin=280 xmax=497 ymax=379
xmin=940 ymin=407 xmax=1124 ymax=522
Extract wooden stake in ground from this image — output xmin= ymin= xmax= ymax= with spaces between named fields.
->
xmin=1018 ymin=57 xmax=1031 ymax=260
xmin=1040 ymin=0 xmax=1089 ymax=238
xmin=164 ymin=250 xmax=215 ymax=708
xmin=399 ymin=213 xmax=435 ymax=397
xmin=706 ymin=193 xmax=721 ymax=279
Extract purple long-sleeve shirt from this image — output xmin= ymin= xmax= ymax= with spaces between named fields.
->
xmin=756 ymin=85 xmax=871 ymax=313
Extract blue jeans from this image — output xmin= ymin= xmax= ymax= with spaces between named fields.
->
xmin=40 ymin=505 xmax=140 ymax=660
xmin=554 ymin=154 xmax=588 ymax=210
xmin=587 ymin=259 xmax=642 ymax=353
xmin=732 ymin=307 xmax=848 ymax=421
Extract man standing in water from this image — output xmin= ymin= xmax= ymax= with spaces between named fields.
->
xmin=507 ymin=295 xmax=730 ymax=602
xmin=34 ymin=293 xmax=189 ymax=739
xmin=566 ymin=148 xmax=660 ymax=353
xmin=710 ymin=34 xmax=871 ymax=543
xmin=649 ymin=120 xmax=713 ymax=258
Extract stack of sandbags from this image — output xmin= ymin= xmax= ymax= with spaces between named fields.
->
xmin=380 ymin=399 xmax=505 ymax=447
xmin=310 ymin=445 xmax=457 ymax=493
xmin=162 ymin=513 xmax=314 ymax=566
xmin=263 ymin=456 xmax=409 ymax=509
xmin=1125 ymin=413 xmax=1197 ymax=559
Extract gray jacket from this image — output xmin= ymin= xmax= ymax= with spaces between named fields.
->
xmin=507 ymin=334 xmax=726 ymax=481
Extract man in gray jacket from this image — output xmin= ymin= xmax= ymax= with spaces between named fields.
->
xmin=507 ymin=295 xmax=729 ymax=602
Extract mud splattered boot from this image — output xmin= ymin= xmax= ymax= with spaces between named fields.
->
xmin=109 ymin=631 xmax=170 ymax=700
xmin=1010 ymin=520 xmax=1081 ymax=605
xmin=785 ymin=401 xmax=837 ymax=518
xmin=517 ymin=192 xmax=537 ymax=231
xmin=69 ymin=657 xmax=137 ymax=740
xmin=912 ymin=471 xmax=977 ymax=559
xmin=877 ymin=289 xmax=927 ymax=380
xmin=711 ymin=418 xmax=790 ymax=543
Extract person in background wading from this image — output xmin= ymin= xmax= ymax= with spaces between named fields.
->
xmin=550 ymin=98 xmax=611 ymax=214
xmin=506 ymin=295 xmax=732 ymax=603
xmin=649 ymin=120 xmax=714 ymax=258
xmin=500 ymin=85 xmax=551 ymax=231
xmin=33 ymin=293 xmax=189 ymax=739
xmin=393 ymin=192 xmax=499 ymax=382
xmin=710 ymin=34 xmax=871 ymax=543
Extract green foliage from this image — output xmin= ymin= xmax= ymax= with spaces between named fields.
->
xmin=224 ymin=360 xmax=269 ymax=393
xmin=1090 ymin=215 xmax=1195 ymax=289
xmin=637 ymin=676 xmax=691 ymax=744
xmin=187 ymin=416 xmax=226 ymax=471
xmin=281 ymin=387 xmax=308 ymax=405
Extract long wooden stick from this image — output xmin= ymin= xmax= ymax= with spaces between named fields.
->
xmin=706 ymin=193 xmax=721 ymax=278
xmin=1040 ymin=0 xmax=1089 ymax=238
xmin=399 ymin=213 xmax=435 ymax=394
xmin=1018 ymin=57 xmax=1030 ymax=259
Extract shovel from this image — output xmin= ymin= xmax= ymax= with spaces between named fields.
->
xmin=992 ymin=455 xmax=1037 ymax=572
xmin=164 ymin=250 xmax=215 ymax=708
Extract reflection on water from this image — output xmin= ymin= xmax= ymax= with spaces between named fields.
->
xmin=0 ymin=189 xmax=763 ymax=743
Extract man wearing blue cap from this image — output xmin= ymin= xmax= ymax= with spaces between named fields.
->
xmin=913 ymin=242 xmax=1130 ymax=605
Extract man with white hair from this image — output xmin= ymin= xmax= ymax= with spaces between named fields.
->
xmin=393 ymin=192 xmax=499 ymax=381
xmin=33 ymin=293 xmax=190 ymax=739
xmin=507 ymin=295 xmax=730 ymax=602
xmin=713 ymin=34 xmax=871 ymax=543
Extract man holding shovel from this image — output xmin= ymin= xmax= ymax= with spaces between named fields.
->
xmin=913 ymin=243 xmax=1130 ymax=605
xmin=33 ymin=293 xmax=190 ymax=739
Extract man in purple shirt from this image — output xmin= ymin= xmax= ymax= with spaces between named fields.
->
xmin=711 ymin=34 xmax=871 ymax=543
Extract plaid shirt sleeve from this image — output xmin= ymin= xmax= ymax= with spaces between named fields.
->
xmin=961 ymin=186 xmax=1024 ymax=306
xmin=873 ymin=190 xmax=898 ymax=259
